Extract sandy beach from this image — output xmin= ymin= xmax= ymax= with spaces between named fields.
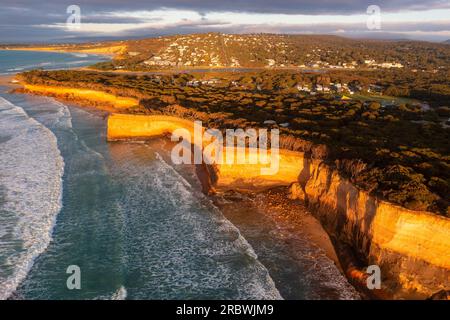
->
xmin=5 ymin=80 xmax=352 ymax=295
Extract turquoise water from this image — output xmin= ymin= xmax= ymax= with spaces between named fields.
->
xmin=0 ymin=51 xmax=359 ymax=300
xmin=0 ymin=50 xmax=108 ymax=74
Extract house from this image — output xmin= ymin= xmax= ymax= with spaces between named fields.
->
xmin=331 ymin=83 xmax=342 ymax=92
xmin=201 ymin=78 xmax=221 ymax=85
xmin=187 ymin=80 xmax=201 ymax=87
xmin=296 ymin=84 xmax=310 ymax=92
xmin=368 ymin=84 xmax=383 ymax=95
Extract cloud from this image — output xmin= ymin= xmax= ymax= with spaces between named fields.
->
xmin=0 ymin=1 xmax=449 ymax=42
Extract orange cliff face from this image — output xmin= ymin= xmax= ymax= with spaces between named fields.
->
xmin=106 ymin=113 xmax=450 ymax=299
xmin=107 ymin=113 xmax=305 ymax=190
xmin=108 ymin=113 xmax=198 ymax=140
xmin=21 ymin=84 xmax=139 ymax=112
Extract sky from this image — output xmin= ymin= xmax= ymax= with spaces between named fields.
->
xmin=1 ymin=0 xmax=450 ymax=43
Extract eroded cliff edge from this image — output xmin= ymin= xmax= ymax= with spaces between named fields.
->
xmin=288 ymin=158 xmax=449 ymax=299
xmin=108 ymin=113 xmax=450 ymax=299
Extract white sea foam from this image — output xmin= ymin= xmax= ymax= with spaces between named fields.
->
xmin=0 ymin=96 xmax=64 ymax=300
xmin=111 ymin=286 xmax=127 ymax=300
xmin=6 ymin=67 xmax=24 ymax=71
xmin=152 ymin=152 xmax=282 ymax=300
xmin=70 ymin=53 xmax=88 ymax=58
xmin=6 ymin=62 xmax=54 ymax=72
xmin=39 ymin=98 xmax=73 ymax=129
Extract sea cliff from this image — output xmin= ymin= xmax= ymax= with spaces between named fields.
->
xmin=19 ymin=84 xmax=139 ymax=112
xmin=288 ymin=159 xmax=450 ymax=299
xmin=2 ymin=44 xmax=127 ymax=58
xmin=107 ymin=113 xmax=450 ymax=299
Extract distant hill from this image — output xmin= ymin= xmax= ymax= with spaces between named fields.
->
xmin=444 ymin=39 xmax=450 ymax=44
xmin=88 ymin=33 xmax=450 ymax=71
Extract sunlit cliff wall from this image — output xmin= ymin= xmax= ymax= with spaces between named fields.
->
xmin=107 ymin=113 xmax=450 ymax=298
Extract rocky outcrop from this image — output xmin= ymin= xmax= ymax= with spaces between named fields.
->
xmin=106 ymin=113 xmax=450 ymax=299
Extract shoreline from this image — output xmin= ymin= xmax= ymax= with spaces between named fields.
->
xmin=215 ymin=187 xmax=343 ymax=268
xmin=212 ymin=187 xmax=361 ymax=299
xmin=8 ymin=77 xmax=450 ymax=299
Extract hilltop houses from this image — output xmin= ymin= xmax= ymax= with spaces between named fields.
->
xmin=368 ymin=84 xmax=383 ymax=95
xmin=186 ymin=80 xmax=200 ymax=87
xmin=202 ymin=78 xmax=221 ymax=85
xmin=379 ymin=62 xmax=403 ymax=68
xmin=314 ymin=83 xmax=331 ymax=93
xmin=144 ymin=56 xmax=177 ymax=67
xmin=364 ymin=59 xmax=403 ymax=69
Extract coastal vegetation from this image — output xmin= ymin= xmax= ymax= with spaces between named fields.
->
xmin=17 ymin=69 xmax=450 ymax=215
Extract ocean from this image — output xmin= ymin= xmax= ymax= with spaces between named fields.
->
xmin=0 ymin=51 xmax=359 ymax=300
xmin=0 ymin=50 xmax=108 ymax=75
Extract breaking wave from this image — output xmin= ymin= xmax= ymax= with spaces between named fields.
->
xmin=0 ymin=96 xmax=64 ymax=299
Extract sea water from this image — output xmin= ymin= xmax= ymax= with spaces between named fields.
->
xmin=0 ymin=51 xmax=359 ymax=299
